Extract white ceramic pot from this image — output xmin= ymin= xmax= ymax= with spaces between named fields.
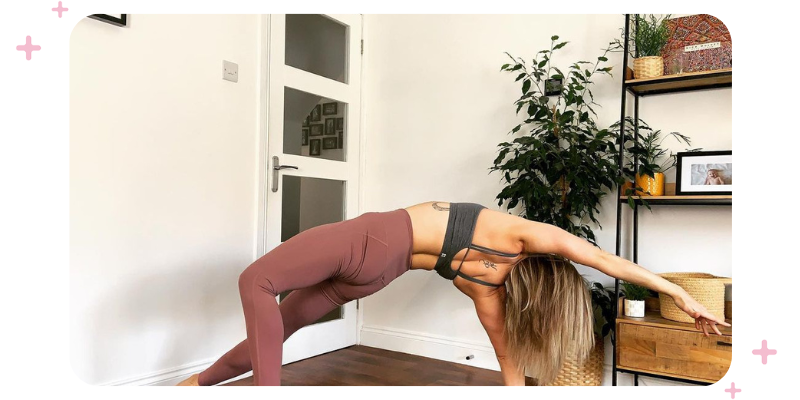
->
xmin=624 ymin=299 xmax=645 ymax=318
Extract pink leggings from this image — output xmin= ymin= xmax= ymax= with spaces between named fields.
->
xmin=198 ymin=209 xmax=413 ymax=386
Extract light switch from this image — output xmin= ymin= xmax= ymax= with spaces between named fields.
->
xmin=222 ymin=60 xmax=238 ymax=83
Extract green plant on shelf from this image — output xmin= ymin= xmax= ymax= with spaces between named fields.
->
xmin=620 ymin=14 xmax=672 ymax=58
xmin=609 ymin=117 xmax=697 ymax=209
xmin=621 ymin=281 xmax=651 ymax=301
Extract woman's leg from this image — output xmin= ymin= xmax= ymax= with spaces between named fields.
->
xmin=197 ymin=282 xmax=340 ymax=386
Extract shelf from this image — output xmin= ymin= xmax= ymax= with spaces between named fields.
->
xmin=615 ymin=367 xmax=716 ymax=385
xmin=619 ymin=195 xmax=732 ymax=206
xmin=617 ymin=310 xmax=732 ymax=336
xmin=625 ymin=68 xmax=732 ymax=96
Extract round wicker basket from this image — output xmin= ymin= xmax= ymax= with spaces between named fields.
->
xmin=633 ymin=56 xmax=664 ymax=79
xmin=547 ymin=335 xmax=604 ymax=386
xmin=659 ymin=273 xmax=731 ymax=323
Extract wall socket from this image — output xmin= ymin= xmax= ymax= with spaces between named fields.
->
xmin=222 ymin=60 xmax=238 ymax=83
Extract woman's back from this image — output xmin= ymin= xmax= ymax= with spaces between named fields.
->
xmin=404 ymin=201 xmax=526 ymax=287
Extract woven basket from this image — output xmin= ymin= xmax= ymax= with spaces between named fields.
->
xmin=547 ymin=335 xmax=604 ymax=386
xmin=659 ymin=273 xmax=731 ymax=323
xmin=633 ymin=56 xmax=664 ymax=79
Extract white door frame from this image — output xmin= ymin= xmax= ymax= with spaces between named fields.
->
xmin=255 ymin=14 xmax=364 ymax=365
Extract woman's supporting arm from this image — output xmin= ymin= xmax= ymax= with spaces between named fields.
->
xmin=455 ymin=280 xmax=526 ymax=385
xmin=518 ymin=220 xmax=730 ymax=336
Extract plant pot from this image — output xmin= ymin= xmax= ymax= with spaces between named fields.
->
xmin=621 ymin=181 xmax=634 ymax=196
xmin=635 ymin=172 xmax=665 ymax=196
xmin=547 ymin=334 xmax=604 ymax=386
xmin=633 ymin=56 xmax=664 ymax=79
xmin=624 ymin=299 xmax=645 ymax=318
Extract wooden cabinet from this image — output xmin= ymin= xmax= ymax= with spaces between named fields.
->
xmin=615 ymin=299 xmax=732 ymax=384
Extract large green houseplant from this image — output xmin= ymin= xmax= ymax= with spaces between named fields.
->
xmin=492 ymin=36 xmax=621 ymax=245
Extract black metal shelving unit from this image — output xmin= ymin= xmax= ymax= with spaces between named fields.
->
xmin=611 ymin=14 xmax=733 ymax=387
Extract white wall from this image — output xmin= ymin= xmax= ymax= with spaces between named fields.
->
xmin=360 ymin=14 xmax=731 ymax=385
xmin=70 ymin=14 xmax=259 ymax=385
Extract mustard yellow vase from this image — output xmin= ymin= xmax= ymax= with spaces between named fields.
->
xmin=635 ymin=172 xmax=665 ymax=196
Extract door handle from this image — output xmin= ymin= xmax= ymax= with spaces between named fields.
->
xmin=716 ymin=341 xmax=732 ymax=347
xmin=271 ymin=156 xmax=298 ymax=192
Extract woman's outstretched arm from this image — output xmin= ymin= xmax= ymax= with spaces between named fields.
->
xmin=517 ymin=220 xmax=730 ymax=336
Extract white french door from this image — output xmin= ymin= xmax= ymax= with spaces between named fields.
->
xmin=258 ymin=14 xmax=363 ymax=365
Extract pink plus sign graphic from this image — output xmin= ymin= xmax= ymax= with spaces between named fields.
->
xmin=16 ymin=36 xmax=41 ymax=60
xmin=752 ymin=339 xmax=777 ymax=364
xmin=52 ymin=1 xmax=68 ymax=18
xmin=725 ymin=382 xmax=741 ymax=399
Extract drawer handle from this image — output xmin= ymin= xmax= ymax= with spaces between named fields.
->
xmin=717 ymin=341 xmax=732 ymax=347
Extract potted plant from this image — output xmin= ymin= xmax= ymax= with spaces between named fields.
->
xmin=494 ymin=36 xmax=621 ymax=245
xmin=611 ymin=117 xmax=692 ymax=199
xmin=621 ymin=281 xmax=649 ymax=318
xmin=627 ymin=14 xmax=672 ymax=79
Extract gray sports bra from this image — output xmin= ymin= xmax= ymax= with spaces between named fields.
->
xmin=433 ymin=202 xmax=521 ymax=287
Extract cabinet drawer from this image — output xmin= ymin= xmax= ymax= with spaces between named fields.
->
xmin=618 ymin=323 xmax=732 ymax=382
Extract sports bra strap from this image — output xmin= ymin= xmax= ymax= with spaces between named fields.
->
xmin=456 ymin=271 xmax=503 ymax=287
xmin=468 ymin=243 xmax=521 ymax=258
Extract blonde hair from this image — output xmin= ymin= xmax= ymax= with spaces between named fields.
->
xmin=504 ymin=254 xmax=594 ymax=384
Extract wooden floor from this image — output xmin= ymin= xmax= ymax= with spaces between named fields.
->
xmin=224 ymin=345 xmax=535 ymax=386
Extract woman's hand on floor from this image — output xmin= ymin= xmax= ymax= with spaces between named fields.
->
xmin=672 ymin=292 xmax=731 ymax=336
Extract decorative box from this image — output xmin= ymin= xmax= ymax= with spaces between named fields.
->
xmin=662 ymin=14 xmax=732 ymax=74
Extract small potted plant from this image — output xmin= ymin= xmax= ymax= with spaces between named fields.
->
xmin=621 ymin=281 xmax=650 ymax=318
xmin=611 ymin=117 xmax=692 ymax=198
xmin=627 ymin=14 xmax=672 ymax=79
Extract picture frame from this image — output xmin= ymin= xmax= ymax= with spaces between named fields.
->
xmin=325 ymin=118 xmax=336 ymax=135
xmin=310 ymin=105 xmax=321 ymax=122
xmin=337 ymin=131 xmax=344 ymax=149
xmin=322 ymin=102 xmax=338 ymax=116
xmin=545 ymin=78 xmax=563 ymax=96
xmin=336 ymin=117 xmax=344 ymax=130
xmin=302 ymin=129 xmax=309 ymax=146
xmin=675 ymin=150 xmax=732 ymax=195
xmin=88 ymin=14 xmax=128 ymax=27
xmin=309 ymin=139 xmax=321 ymax=156
xmin=309 ymin=124 xmax=323 ymax=137
xmin=322 ymin=137 xmax=338 ymax=150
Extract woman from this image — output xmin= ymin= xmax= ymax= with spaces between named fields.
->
xmin=179 ymin=201 xmax=728 ymax=386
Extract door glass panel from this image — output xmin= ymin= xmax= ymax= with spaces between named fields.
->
xmin=285 ymin=14 xmax=348 ymax=84
xmin=280 ymin=175 xmax=345 ymax=241
xmin=279 ymin=175 xmax=346 ymax=324
xmin=284 ymin=87 xmax=347 ymax=162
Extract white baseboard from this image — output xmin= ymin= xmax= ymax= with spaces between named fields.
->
xmin=359 ymin=325 xmax=500 ymax=371
xmin=103 ymin=358 xmax=215 ymax=386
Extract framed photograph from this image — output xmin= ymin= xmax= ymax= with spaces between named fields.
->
xmin=545 ymin=78 xmax=563 ymax=96
xmin=303 ymin=116 xmax=310 ymax=127
xmin=88 ymin=14 xmax=128 ymax=27
xmin=323 ymin=137 xmax=338 ymax=150
xmin=336 ymin=117 xmax=344 ymax=130
xmin=676 ymin=150 xmax=732 ymax=195
xmin=309 ymin=124 xmax=323 ymax=137
xmin=337 ymin=131 xmax=344 ymax=149
xmin=310 ymin=105 xmax=321 ymax=122
xmin=302 ymin=129 xmax=309 ymax=146
xmin=309 ymin=139 xmax=321 ymax=156
xmin=322 ymin=102 xmax=338 ymax=115
xmin=325 ymin=118 xmax=336 ymax=135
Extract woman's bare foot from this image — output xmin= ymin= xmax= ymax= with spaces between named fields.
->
xmin=177 ymin=373 xmax=200 ymax=386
